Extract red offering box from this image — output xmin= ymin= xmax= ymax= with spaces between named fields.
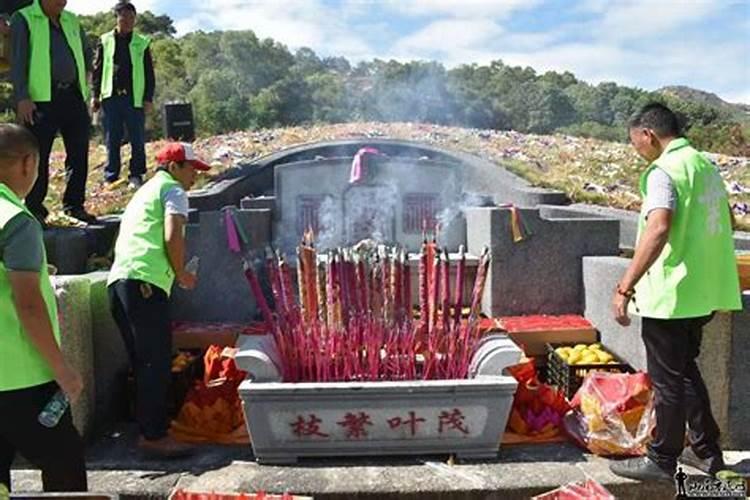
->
xmin=494 ymin=315 xmax=597 ymax=356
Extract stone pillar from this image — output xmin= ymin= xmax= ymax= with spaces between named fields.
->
xmin=52 ymin=275 xmax=95 ymax=438
xmin=465 ymin=207 xmax=619 ymax=316
xmin=171 ymin=208 xmax=273 ymax=322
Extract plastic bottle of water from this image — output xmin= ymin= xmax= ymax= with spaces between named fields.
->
xmin=38 ymin=390 xmax=69 ymax=428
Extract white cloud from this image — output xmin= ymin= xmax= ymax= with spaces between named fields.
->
xmin=588 ymin=0 xmax=721 ymax=42
xmin=393 ymin=19 xmax=504 ymax=57
xmin=174 ymin=0 xmax=372 ymax=60
xmin=386 ymin=0 xmax=748 ymax=100
xmin=385 ymin=0 xmax=541 ymax=19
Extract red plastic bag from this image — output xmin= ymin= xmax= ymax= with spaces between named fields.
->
xmin=507 ymin=358 xmax=569 ymax=437
xmin=171 ymin=345 xmax=249 ymax=443
xmin=564 ymin=371 xmax=654 ymax=456
xmin=532 ymin=478 xmax=615 ymax=499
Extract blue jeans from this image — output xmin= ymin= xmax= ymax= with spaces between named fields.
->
xmin=102 ymin=95 xmax=146 ymax=182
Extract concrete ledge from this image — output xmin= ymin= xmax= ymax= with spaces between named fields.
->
xmin=543 ymin=203 xmax=750 ymax=251
xmin=467 ymin=207 xmax=620 ymax=316
xmin=15 ymin=438 xmax=736 ymax=500
xmin=53 ymin=275 xmax=95 ymax=438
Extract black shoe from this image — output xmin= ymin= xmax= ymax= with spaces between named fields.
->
xmin=64 ymin=208 xmax=98 ymax=225
xmin=609 ymin=456 xmax=675 ymax=482
xmin=679 ymin=447 xmax=725 ymax=476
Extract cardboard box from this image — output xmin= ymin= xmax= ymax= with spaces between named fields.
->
xmin=494 ymin=315 xmax=597 ymax=357
xmin=172 ymin=322 xmax=244 ymax=350
xmin=739 ymin=254 xmax=750 ymax=291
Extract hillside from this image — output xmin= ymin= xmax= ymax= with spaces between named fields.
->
xmin=659 ymin=86 xmax=750 ymax=121
xmin=45 ymin=123 xmax=749 ymax=233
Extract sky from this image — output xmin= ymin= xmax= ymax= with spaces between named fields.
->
xmin=68 ymin=0 xmax=750 ymax=104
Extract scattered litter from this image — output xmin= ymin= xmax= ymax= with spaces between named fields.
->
xmin=39 ymin=123 xmax=748 ymax=231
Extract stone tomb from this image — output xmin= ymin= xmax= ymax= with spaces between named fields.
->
xmin=274 ymin=156 xmax=469 ymax=252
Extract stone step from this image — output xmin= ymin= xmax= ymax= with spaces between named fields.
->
xmin=13 ymin=443 xmax=748 ymax=500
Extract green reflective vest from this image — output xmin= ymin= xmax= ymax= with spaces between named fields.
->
xmin=99 ymin=30 xmax=150 ymax=108
xmin=108 ymin=171 xmax=182 ymax=295
xmin=633 ymin=138 xmax=742 ymax=319
xmin=18 ymin=0 xmax=88 ymax=102
xmin=0 ymin=183 xmax=60 ymax=391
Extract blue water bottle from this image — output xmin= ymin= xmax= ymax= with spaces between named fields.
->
xmin=38 ymin=390 xmax=69 ymax=428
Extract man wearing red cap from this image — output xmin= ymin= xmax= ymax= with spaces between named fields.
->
xmin=107 ymin=142 xmax=209 ymax=457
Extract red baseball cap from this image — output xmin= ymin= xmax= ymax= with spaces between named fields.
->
xmin=156 ymin=142 xmax=211 ymax=171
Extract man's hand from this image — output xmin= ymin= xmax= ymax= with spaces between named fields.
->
xmin=143 ymin=101 xmax=153 ymax=114
xmin=612 ymin=291 xmax=631 ymax=327
xmin=56 ymin=364 xmax=84 ymax=404
xmin=177 ymin=270 xmax=197 ymax=290
xmin=16 ymin=99 xmax=36 ymax=125
xmin=91 ymin=98 xmax=100 ymax=112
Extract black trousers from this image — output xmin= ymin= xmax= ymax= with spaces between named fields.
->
xmin=108 ymin=279 xmax=172 ymax=440
xmin=0 ymin=381 xmax=87 ymax=491
xmin=642 ymin=315 xmax=721 ymax=469
xmin=26 ymin=87 xmax=90 ymax=218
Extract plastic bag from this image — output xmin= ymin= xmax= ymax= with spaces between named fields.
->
xmin=171 ymin=345 xmax=249 ymax=443
xmin=506 ymin=358 xmax=569 ymax=437
xmin=564 ymin=371 xmax=654 ymax=456
xmin=532 ymin=478 xmax=615 ymax=499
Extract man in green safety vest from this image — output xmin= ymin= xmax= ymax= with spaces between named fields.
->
xmin=92 ymin=2 xmax=155 ymax=189
xmin=9 ymin=0 xmax=97 ymax=227
xmin=0 ymin=124 xmax=86 ymax=491
xmin=108 ymin=142 xmax=209 ymax=457
xmin=609 ymin=103 xmax=742 ymax=482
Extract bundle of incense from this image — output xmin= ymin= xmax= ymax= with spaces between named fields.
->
xmin=356 ymin=255 xmax=368 ymax=318
xmin=242 ymin=259 xmax=274 ymax=334
xmin=441 ymin=248 xmax=451 ymax=332
xmin=326 ymin=252 xmax=336 ymax=328
xmin=468 ymin=247 xmax=490 ymax=322
xmin=401 ymin=250 xmax=412 ymax=323
xmin=418 ymin=243 xmax=429 ymax=335
xmin=370 ymin=254 xmax=383 ymax=321
xmin=316 ymin=261 xmax=327 ymax=323
xmin=338 ymin=250 xmax=350 ymax=326
xmin=278 ymin=253 xmax=300 ymax=325
xmin=453 ymin=245 xmax=466 ymax=327
xmin=242 ymin=242 xmax=493 ymax=383
xmin=296 ymin=248 xmax=308 ymax=323
xmin=265 ymin=248 xmax=287 ymax=322
xmin=298 ymin=239 xmax=318 ymax=324
xmin=429 ymin=251 xmax=441 ymax=335
xmin=381 ymin=249 xmax=393 ymax=324
xmin=391 ymin=249 xmax=403 ymax=323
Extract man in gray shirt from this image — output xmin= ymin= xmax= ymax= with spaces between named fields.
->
xmin=10 ymin=0 xmax=96 ymax=227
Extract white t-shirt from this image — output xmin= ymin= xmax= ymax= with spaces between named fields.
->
xmin=162 ymin=186 xmax=189 ymax=217
xmin=643 ymin=168 xmax=677 ymax=216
